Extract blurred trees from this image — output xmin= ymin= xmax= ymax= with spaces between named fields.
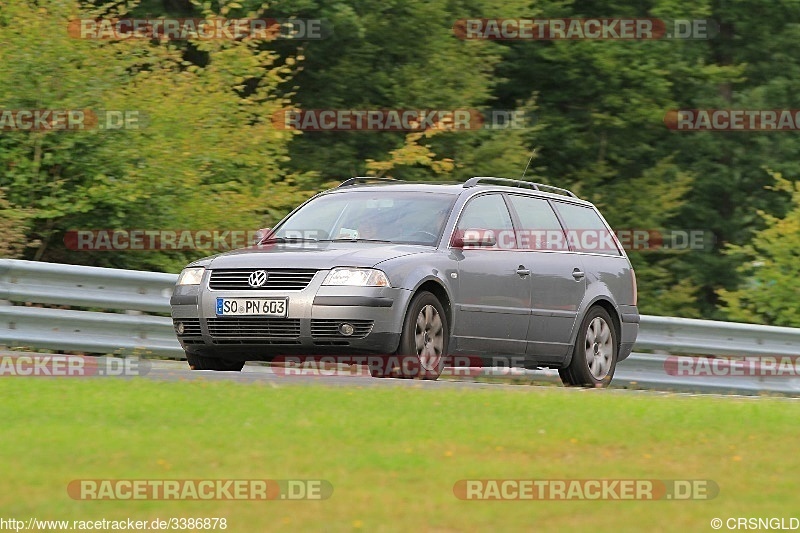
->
xmin=718 ymin=172 xmax=800 ymax=326
xmin=0 ymin=0 xmax=310 ymax=271
xmin=1 ymin=0 xmax=799 ymax=323
xmin=0 ymin=188 xmax=28 ymax=257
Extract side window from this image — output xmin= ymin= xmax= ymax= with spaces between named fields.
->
xmin=552 ymin=202 xmax=622 ymax=256
xmin=456 ymin=194 xmax=514 ymax=249
xmin=507 ymin=195 xmax=568 ymax=251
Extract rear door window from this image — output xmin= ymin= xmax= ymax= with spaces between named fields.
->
xmin=506 ymin=194 xmax=568 ymax=251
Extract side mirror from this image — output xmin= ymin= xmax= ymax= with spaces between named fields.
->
xmin=253 ymin=227 xmax=272 ymax=244
xmin=451 ymin=229 xmax=497 ymax=248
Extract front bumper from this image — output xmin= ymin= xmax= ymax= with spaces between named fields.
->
xmin=170 ymin=269 xmax=411 ymax=361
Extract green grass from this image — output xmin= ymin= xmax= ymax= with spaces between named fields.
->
xmin=2 ymin=378 xmax=799 ymax=532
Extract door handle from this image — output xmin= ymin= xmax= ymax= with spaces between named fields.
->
xmin=516 ymin=266 xmax=531 ymax=277
xmin=572 ymin=268 xmax=585 ymax=280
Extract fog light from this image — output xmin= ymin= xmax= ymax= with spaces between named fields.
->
xmin=175 ymin=322 xmax=185 ymax=335
xmin=338 ymin=323 xmax=355 ymax=336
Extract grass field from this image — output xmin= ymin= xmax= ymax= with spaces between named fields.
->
xmin=2 ymin=377 xmax=799 ymax=532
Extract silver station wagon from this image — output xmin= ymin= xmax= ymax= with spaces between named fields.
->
xmin=170 ymin=177 xmax=639 ymax=387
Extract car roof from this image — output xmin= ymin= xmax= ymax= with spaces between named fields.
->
xmin=324 ymin=182 xmax=464 ymax=194
xmin=323 ymin=178 xmax=595 ymax=206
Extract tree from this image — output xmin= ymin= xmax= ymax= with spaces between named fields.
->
xmin=0 ymin=0 xmax=310 ymax=272
xmin=0 ymin=188 xmax=29 ymax=258
xmin=718 ymin=171 xmax=800 ymax=326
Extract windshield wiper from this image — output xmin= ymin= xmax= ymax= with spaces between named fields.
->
xmin=260 ymin=236 xmax=319 ymax=243
xmin=321 ymin=238 xmax=393 ymax=243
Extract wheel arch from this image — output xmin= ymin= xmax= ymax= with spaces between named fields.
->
xmin=407 ymin=277 xmax=454 ymax=332
xmin=564 ymin=296 xmax=622 ymax=367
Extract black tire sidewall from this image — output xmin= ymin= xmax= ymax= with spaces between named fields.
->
xmin=565 ymin=307 xmax=617 ymax=387
xmin=397 ymin=291 xmax=449 ymax=380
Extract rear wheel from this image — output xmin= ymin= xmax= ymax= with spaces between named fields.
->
xmin=186 ymin=353 xmax=245 ymax=371
xmin=394 ymin=291 xmax=448 ymax=380
xmin=559 ymin=306 xmax=617 ymax=388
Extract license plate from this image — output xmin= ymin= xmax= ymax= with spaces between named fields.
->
xmin=215 ymin=298 xmax=288 ymax=317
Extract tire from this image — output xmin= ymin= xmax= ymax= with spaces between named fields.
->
xmin=186 ymin=353 xmax=245 ymax=371
xmin=559 ymin=306 xmax=617 ymax=388
xmin=394 ymin=291 xmax=448 ymax=380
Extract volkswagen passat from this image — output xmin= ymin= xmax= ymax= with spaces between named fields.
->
xmin=170 ymin=177 xmax=639 ymax=387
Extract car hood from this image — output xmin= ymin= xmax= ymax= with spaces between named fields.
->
xmin=200 ymin=242 xmax=430 ymax=270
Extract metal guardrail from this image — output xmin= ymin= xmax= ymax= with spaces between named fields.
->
xmin=0 ymin=305 xmax=183 ymax=357
xmin=612 ymin=352 xmax=800 ymax=395
xmin=2 ymin=259 xmax=800 ymax=393
xmin=0 ymin=259 xmax=179 ymax=357
xmin=0 ymin=259 xmax=175 ymax=313
xmin=634 ymin=316 xmax=800 ymax=358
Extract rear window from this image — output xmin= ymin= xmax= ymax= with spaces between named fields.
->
xmin=552 ymin=202 xmax=622 ymax=256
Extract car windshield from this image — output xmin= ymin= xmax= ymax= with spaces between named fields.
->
xmin=271 ymin=190 xmax=457 ymax=245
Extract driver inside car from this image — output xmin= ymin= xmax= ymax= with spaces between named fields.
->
xmin=335 ymin=212 xmax=383 ymax=240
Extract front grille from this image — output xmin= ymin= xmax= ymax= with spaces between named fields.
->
xmin=208 ymin=269 xmax=317 ymax=291
xmin=311 ymin=319 xmax=374 ymax=339
xmin=212 ymin=339 xmax=302 ymax=345
xmin=174 ymin=318 xmax=202 ymax=337
xmin=206 ymin=317 xmax=301 ymax=344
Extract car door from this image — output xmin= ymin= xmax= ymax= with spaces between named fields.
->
xmin=450 ymin=193 xmax=532 ymax=355
xmin=505 ymin=194 xmax=587 ymax=360
xmin=550 ymin=199 xmax=628 ymax=348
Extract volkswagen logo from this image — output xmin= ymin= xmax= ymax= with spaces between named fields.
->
xmin=248 ymin=270 xmax=269 ymax=288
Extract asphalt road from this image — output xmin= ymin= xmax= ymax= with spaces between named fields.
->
xmin=5 ymin=350 xmax=798 ymax=399
xmin=148 ymin=359 xmax=563 ymax=390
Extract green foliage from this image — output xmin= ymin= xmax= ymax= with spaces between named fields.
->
xmin=0 ymin=0 xmax=310 ymax=271
xmin=0 ymin=188 xmax=30 ymax=258
xmin=365 ymin=130 xmax=455 ymax=177
xmin=262 ymin=0 xmax=513 ymax=181
xmin=718 ymin=171 xmax=800 ymax=326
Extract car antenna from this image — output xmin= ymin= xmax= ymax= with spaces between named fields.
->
xmin=521 ymin=147 xmax=537 ymax=180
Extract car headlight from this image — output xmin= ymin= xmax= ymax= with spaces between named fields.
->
xmin=322 ymin=268 xmax=390 ymax=287
xmin=177 ymin=267 xmax=205 ymax=286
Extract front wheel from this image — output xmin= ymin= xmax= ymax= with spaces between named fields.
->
xmin=559 ymin=307 xmax=617 ymax=388
xmin=186 ymin=353 xmax=245 ymax=371
xmin=394 ymin=291 xmax=448 ymax=380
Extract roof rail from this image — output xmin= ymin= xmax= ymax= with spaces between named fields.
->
xmin=337 ymin=177 xmax=404 ymax=188
xmin=463 ymin=177 xmax=578 ymax=198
